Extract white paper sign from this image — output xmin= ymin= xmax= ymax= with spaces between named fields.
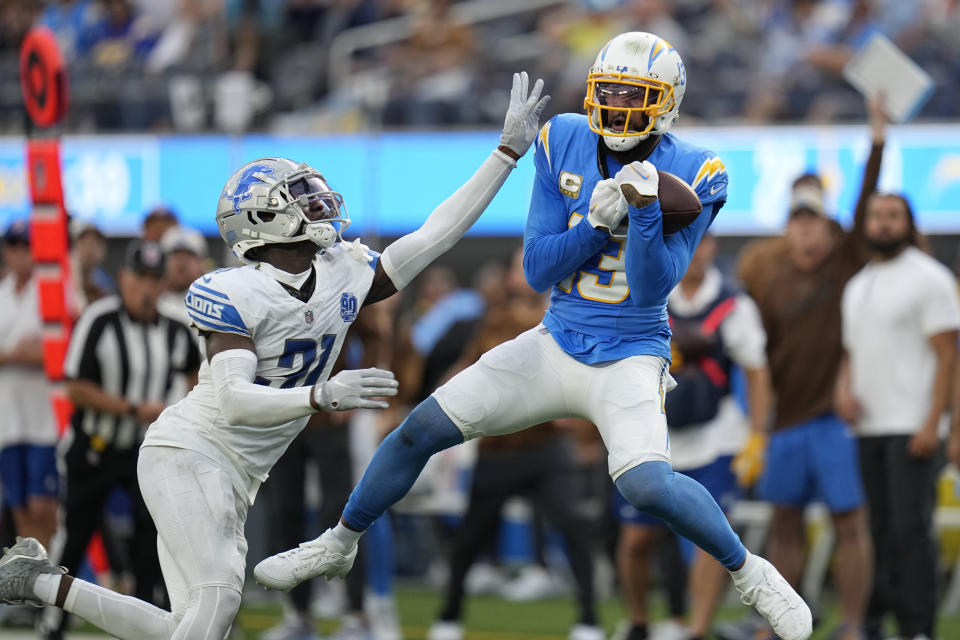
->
xmin=843 ymin=33 xmax=934 ymax=123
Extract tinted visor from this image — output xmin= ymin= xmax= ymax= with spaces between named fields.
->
xmin=595 ymin=82 xmax=662 ymax=109
xmin=289 ymin=175 xmax=344 ymax=223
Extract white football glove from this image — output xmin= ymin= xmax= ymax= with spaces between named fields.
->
xmin=312 ymin=368 xmax=399 ymax=411
xmin=499 ymin=71 xmax=551 ymax=158
xmin=586 ymin=178 xmax=629 ymax=232
xmin=615 ymin=160 xmax=659 ymax=209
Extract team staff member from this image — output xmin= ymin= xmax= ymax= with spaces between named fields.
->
xmin=737 ymin=97 xmax=888 ymax=640
xmin=51 ymin=241 xmax=200 ymax=636
xmin=0 ymin=221 xmax=59 ymax=549
xmin=837 ymin=192 xmax=960 ymax=640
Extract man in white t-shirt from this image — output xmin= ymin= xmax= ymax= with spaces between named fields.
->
xmin=614 ymin=235 xmax=772 ymax=640
xmin=0 ymin=221 xmax=59 ymax=550
xmin=836 ymin=193 xmax=960 ymax=640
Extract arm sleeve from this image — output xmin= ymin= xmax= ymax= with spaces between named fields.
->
xmin=380 ymin=150 xmax=516 ymax=291
xmin=623 ymin=152 xmax=729 ymax=306
xmin=522 ymin=128 xmax=609 ymax=292
xmin=210 ymin=349 xmax=316 ymax=426
xmin=623 ymin=199 xmax=725 ymax=306
xmin=720 ymin=294 xmax=768 ymax=369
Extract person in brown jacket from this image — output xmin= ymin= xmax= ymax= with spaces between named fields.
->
xmin=733 ymin=98 xmax=887 ymax=640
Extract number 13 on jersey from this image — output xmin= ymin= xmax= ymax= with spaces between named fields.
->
xmin=557 ymin=213 xmax=629 ymax=303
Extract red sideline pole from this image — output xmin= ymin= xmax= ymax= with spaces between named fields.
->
xmin=20 ymin=27 xmax=73 ymax=437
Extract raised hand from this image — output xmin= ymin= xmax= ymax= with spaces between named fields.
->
xmin=499 ymin=71 xmax=551 ymax=158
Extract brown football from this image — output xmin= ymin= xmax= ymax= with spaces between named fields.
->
xmin=657 ymin=170 xmax=702 ymax=234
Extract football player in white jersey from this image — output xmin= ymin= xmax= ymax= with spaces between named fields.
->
xmin=0 ymin=72 xmax=549 ymax=640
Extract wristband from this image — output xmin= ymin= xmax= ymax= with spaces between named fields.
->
xmin=309 ymin=386 xmax=323 ymax=412
xmin=497 ymin=144 xmax=521 ymax=161
xmin=126 ymin=403 xmax=139 ymax=418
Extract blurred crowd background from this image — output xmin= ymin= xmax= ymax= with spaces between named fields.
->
xmin=0 ymin=0 xmax=959 ymax=133
xmin=2 ymin=1 xmax=960 ymax=639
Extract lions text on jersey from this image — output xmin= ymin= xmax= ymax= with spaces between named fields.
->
xmin=524 ymin=113 xmax=728 ymax=364
xmin=143 ymin=243 xmax=378 ymax=503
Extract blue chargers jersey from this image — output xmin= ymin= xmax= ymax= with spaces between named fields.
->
xmin=523 ymin=113 xmax=728 ymax=364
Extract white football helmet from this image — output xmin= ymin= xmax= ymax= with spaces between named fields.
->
xmin=584 ymin=32 xmax=687 ymax=151
xmin=216 ymin=157 xmax=350 ymax=263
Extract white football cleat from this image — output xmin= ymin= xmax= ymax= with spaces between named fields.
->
xmin=732 ymin=554 xmax=812 ymax=640
xmin=255 ymin=529 xmax=357 ymax=591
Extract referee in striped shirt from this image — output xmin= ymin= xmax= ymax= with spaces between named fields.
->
xmin=54 ymin=240 xmax=200 ymax=628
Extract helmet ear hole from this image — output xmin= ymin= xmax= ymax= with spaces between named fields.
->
xmin=257 ymin=211 xmax=276 ymax=223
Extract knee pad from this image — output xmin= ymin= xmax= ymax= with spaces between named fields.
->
xmin=174 ymin=586 xmax=242 ymax=640
xmin=615 ymin=460 xmax=675 ymax=519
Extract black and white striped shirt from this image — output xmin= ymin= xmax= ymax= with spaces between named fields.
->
xmin=63 ymin=296 xmax=201 ymax=453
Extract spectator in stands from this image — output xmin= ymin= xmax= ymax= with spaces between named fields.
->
xmin=0 ymin=0 xmax=40 ymax=53
xmin=427 ymin=249 xmax=602 ymax=640
xmin=69 ymin=218 xmax=115 ymax=314
xmin=616 ymin=234 xmax=771 ymax=640
xmin=51 ymin=240 xmax=200 ymax=638
xmin=0 ymin=221 xmax=59 ymax=550
xmin=141 ymin=205 xmax=178 ymax=243
xmin=38 ymin=0 xmax=101 ymax=60
xmin=383 ymin=0 xmax=478 ymax=126
xmin=734 ymin=98 xmax=888 ymax=640
xmin=836 ymin=192 xmax=960 ymax=640
xmin=85 ymin=0 xmax=155 ymax=67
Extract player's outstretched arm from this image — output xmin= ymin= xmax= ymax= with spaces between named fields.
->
xmin=204 ymin=332 xmax=398 ymax=426
xmin=364 ymin=72 xmax=550 ymax=304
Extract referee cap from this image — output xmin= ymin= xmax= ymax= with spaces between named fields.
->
xmin=124 ymin=240 xmax=166 ymax=277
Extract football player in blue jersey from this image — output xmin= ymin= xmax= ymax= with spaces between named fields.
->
xmin=0 ymin=72 xmax=548 ymax=640
xmin=257 ymin=33 xmax=812 ymax=640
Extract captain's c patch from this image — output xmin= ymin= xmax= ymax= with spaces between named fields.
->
xmin=559 ymin=172 xmax=583 ymax=199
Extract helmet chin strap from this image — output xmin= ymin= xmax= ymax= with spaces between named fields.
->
xmin=304 ymin=220 xmax=339 ymax=249
xmin=602 ymin=132 xmax=646 ymax=151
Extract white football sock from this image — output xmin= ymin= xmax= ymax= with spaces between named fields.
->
xmin=48 ymin=576 xmax=178 ymax=640
xmin=33 ymin=573 xmax=61 ymax=604
xmin=729 ymin=552 xmax=762 ymax=586
xmin=328 ymin=521 xmax=363 ymax=552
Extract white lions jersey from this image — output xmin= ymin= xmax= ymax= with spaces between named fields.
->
xmin=142 ymin=243 xmax=378 ymax=503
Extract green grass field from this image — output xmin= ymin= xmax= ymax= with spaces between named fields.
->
xmin=19 ymin=584 xmax=959 ymax=639
xmin=232 ymin=585 xmax=960 ymax=640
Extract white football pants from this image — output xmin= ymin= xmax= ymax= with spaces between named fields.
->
xmin=433 ymin=325 xmax=674 ymax=480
